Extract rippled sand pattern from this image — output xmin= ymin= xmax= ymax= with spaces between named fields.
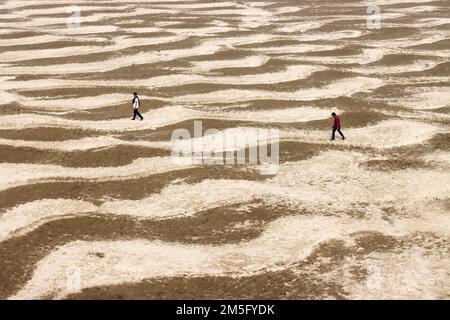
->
xmin=0 ymin=0 xmax=449 ymax=300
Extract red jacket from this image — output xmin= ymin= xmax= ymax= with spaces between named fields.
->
xmin=333 ymin=115 xmax=341 ymax=129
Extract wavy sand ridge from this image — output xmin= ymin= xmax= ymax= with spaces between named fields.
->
xmin=10 ymin=212 xmax=450 ymax=300
xmin=1 ymin=0 xmax=449 ymax=300
xmin=2 ymin=150 xmax=450 ymax=243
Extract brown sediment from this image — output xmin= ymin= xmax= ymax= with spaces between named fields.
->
xmin=293 ymin=5 xmax=360 ymax=17
xmin=0 ymin=40 xmax=109 ymax=52
xmin=11 ymin=3 xmax=110 ymax=10
xmin=28 ymin=9 xmax=126 ymax=19
xmin=300 ymin=45 xmax=363 ymax=57
xmin=361 ymin=84 xmax=409 ymax=100
xmin=237 ymin=39 xmax=303 ymax=49
xmin=126 ymin=15 xmax=215 ymax=29
xmin=366 ymin=54 xmax=435 ymax=67
xmin=118 ymin=31 xmax=175 ymax=39
xmin=0 ymin=127 xmax=103 ymax=141
xmin=0 ymin=31 xmax=40 ymax=39
xmin=313 ymin=20 xmax=363 ymax=33
xmin=0 ymin=103 xmax=45 ymax=116
xmin=430 ymin=106 xmax=450 ymax=115
xmin=356 ymin=133 xmax=450 ymax=173
xmin=85 ymin=60 xmax=192 ymax=81
xmin=184 ymin=49 xmax=253 ymax=62
xmin=408 ymin=61 xmax=450 ymax=77
xmin=361 ymin=158 xmax=433 ymax=171
xmin=156 ymin=22 xmax=215 ymax=29
xmin=0 ymin=144 xmax=170 ymax=167
xmin=9 ymin=49 xmax=120 ymax=67
xmin=156 ymin=82 xmax=233 ymax=97
xmin=66 ymin=268 xmax=346 ymax=300
xmin=352 ymin=232 xmax=402 ymax=253
xmin=387 ymin=133 xmax=450 ymax=159
xmin=426 ymin=133 xmax=450 ymax=151
xmin=407 ymin=39 xmax=450 ymax=51
xmin=211 ymin=58 xmax=286 ymax=76
xmin=17 ymin=87 xmax=130 ymax=98
xmin=0 ymin=166 xmax=268 ymax=211
xmin=443 ymin=199 xmax=450 ymax=211
xmin=354 ymin=27 xmax=418 ymax=41
xmin=435 ymin=23 xmax=450 ymax=31
xmin=278 ymin=141 xmax=329 ymax=162
xmin=104 ymin=36 xmax=200 ymax=53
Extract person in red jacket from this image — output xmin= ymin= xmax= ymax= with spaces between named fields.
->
xmin=331 ymin=112 xmax=345 ymax=140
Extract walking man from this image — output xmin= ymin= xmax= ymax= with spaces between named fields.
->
xmin=131 ymin=92 xmax=144 ymax=121
xmin=331 ymin=112 xmax=345 ymax=140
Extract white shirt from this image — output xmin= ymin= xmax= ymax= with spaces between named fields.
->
xmin=133 ymin=96 xmax=140 ymax=109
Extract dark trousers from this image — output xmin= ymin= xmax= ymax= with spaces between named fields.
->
xmin=332 ymin=127 xmax=345 ymax=140
xmin=132 ymin=109 xmax=143 ymax=120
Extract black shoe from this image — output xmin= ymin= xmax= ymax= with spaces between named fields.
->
xmin=131 ymin=118 xmax=136 ymax=120
xmin=330 ymin=138 xmax=335 ymax=141
xmin=140 ymin=117 xmax=144 ymax=121
xmin=342 ymin=137 xmax=345 ymax=140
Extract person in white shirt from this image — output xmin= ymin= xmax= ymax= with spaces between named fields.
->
xmin=131 ymin=92 xmax=144 ymax=120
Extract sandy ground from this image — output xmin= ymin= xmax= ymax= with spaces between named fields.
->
xmin=0 ymin=0 xmax=449 ymax=300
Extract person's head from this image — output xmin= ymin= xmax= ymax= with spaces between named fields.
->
xmin=133 ymin=92 xmax=138 ymax=96
xmin=331 ymin=112 xmax=336 ymax=117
